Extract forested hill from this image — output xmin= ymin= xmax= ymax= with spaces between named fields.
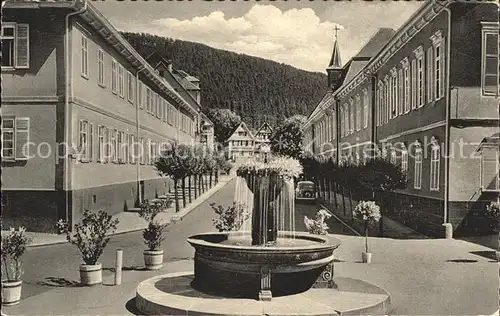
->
xmin=122 ymin=32 xmax=328 ymax=128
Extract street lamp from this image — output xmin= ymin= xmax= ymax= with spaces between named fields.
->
xmin=261 ymin=145 xmax=271 ymax=163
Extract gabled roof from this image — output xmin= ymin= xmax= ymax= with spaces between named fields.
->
xmin=227 ymin=122 xmax=255 ymax=141
xmin=255 ymin=122 xmax=273 ymax=135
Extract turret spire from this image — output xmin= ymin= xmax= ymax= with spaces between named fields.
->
xmin=328 ymin=25 xmax=342 ymax=69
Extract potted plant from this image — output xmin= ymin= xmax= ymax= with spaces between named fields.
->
xmin=304 ymin=209 xmax=332 ymax=235
xmin=211 ymin=202 xmax=250 ymax=232
xmin=1 ymin=227 xmax=33 ymax=306
xmin=353 ymin=201 xmax=381 ymax=263
xmin=65 ymin=209 xmax=119 ymax=285
xmin=139 ymin=199 xmax=169 ymax=270
xmin=486 ymin=201 xmax=500 ymax=260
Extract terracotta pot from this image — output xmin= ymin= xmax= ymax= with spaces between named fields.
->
xmin=2 ymin=280 xmax=22 ymax=306
xmin=80 ymin=263 xmax=102 ymax=285
xmin=362 ymin=252 xmax=372 ymax=264
xmin=144 ymin=249 xmax=164 ymax=270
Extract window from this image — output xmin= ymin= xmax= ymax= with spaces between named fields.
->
xmin=157 ymin=96 xmax=162 ymax=119
xmin=391 ymin=71 xmax=398 ymax=118
xmin=81 ymin=35 xmax=88 ymax=78
xmin=430 ymin=141 xmax=440 ymax=191
xmin=356 ymin=95 xmax=361 ymax=131
xmin=403 ymin=61 xmax=410 ymax=113
xmin=401 ymin=146 xmax=408 ymax=173
xmin=163 ymin=100 xmax=168 ymax=122
xmin=1 ymin=117 xmax=30 ymax=160
xmin=332 ymin=110 xmax=337 ymax=139
xmin=138 ymin=82 xmax=144 ymax=109
xmin=377 ymin=83 xmax=383 ymax=126
xmin=411 ymin=59 xmax=417 ymax=110
xmin=118 ymin=65 xmax=124 ymax=98
xmin=481 ymin=23 xmax=499 ymax=96
xmin=78 ymin=120 xmax=93 ymax=161
xmin=349 ymin=99 xmax=354 ymax=134
xmin=127 ymin=72 xmax=134 ymax=103
xmin=398 ymin=69 xmax=403 ymax=115
xmin=98 ymin=125 xmax=105 ymax=162
xmin=413 ymin=46 xmax=425 ymax=108
xmin=152 ymin=93 xmax=157 ymax=116
xmin=140 ymin=138 xmax=145 ymax=165
xmin=111 ymin=59 xmax=117 ymax=94
xmin=384 ymin=78 xmax=390 ymax=123
xmin=413 ymin=143 xmax=422 ymax=189
xmin=97 ymin=49 xmax=105 ymax=86
xmin=481 ymin=146 xmax=499 ymax=191
xmin=129 ymin=134 xmax=135 ymax=164
xmin=363 ymin=90 xmax=369 ymax=129
xmin=426 ymin=47 xmax=434 ymax=103
xmin=2 ymin=23 xmax=29 ymax=69
xmin=146 ymin=88 xmax=151 ymax=113
xmin=390 ymin=146 xmax=397 ymax=165
xmin=112 ymin=129 xmax=118 ymax=163
xmin=431 ymin=30 xmax=445 ymax=100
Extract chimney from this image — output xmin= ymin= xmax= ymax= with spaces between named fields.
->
xmin=167 ymin=60 xmax=173 ymax=72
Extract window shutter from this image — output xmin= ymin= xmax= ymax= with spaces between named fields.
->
xmin=15 ymin=117 xmax=30 ymax=160
xmin=15 ymin=24 xmax=29 ymax=69
xmin=482 ymin=147 xmax=499 ymax=191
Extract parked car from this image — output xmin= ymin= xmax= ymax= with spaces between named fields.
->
xmin=295 ymin=181 xmax=316 ymax=203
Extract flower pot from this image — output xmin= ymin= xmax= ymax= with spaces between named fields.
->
xmin=144 ymin=249 xmax=164 ymax=270
xmin=79 ymin=263 xmax=102 ymax=286
xmin=2 ymin=280 xmax=22 ymax=306
xmin=362 ymin=252 xmax=372 ymax=263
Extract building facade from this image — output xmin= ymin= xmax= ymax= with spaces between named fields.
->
xmin=304 ymin=0 xmax=499 ymax=237
xmin=253 ymin=122 xmax=273 ymax=156
xmin=1 ymin=0 xmax=202 ymax=231
xmin=226 ymin=122 xmax=256 ymax=161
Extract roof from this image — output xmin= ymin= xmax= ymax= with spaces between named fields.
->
xmin=255 ymin=122 xmax=273 ymax=135
xmin=477 ymin=133 xmax=500 ymax=151
xmin=145 ymin=52 xmax=201 ymax=92
xmin=227 ymin=122 xmax=255 ymax=141
xmin=3 ymin=0 xmax=199 ymax=116
xmin=327 ymin=38 xmax=342 ymax=69
xmin=355 ymin=28 xmax=396 ymax=59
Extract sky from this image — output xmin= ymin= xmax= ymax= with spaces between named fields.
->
xmin=94 ymin=0 xmax=424 ymax=73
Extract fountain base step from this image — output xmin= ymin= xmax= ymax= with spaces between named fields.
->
xmin=136 ymin=271 xmax=391 ymax=316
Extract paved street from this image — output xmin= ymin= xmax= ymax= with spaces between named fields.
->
xmin=4 ymin=179 xmax=498 ymax=316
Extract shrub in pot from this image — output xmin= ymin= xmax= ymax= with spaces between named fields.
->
xmin=1 ymin=227 xmax=33 ymax=306
xmin=65 ymin=209 xmax=119 ymax=285
xmin=139 ymin=199 xmax=169 ymax=270
xmin=304 ymin=209 xmax=332 ymax=235
xmin=211 ymin=202 xmax=250 ymax=232
xmin=353 ymin=201 xmax=381 ymax=263
xmin=486 ymin=201 xmax=500 ymax=260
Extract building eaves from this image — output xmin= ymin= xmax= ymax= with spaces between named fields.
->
xmin=3 ymin=0 xmax=199 ymax=116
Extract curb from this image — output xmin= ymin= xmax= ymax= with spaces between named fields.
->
xmin=23 ymin=176 xmax=235 ymax=248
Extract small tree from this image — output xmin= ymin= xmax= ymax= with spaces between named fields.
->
xmin=353 ymin=201 xmax=381 ymax=254
xmin=270 ymin=114 xmax=307 ymax=159
xmin=357 ymin=157 xmax=407 ymax=235
xmin=211 ymin=202 xmax=250 ymax=232
xmin=155 ymin=143 xmax=193 ymax=212
xmin=1 ymin=227 xmax=33 ymax=282
xmin=66 ymin=210 xmax=119 ymax=265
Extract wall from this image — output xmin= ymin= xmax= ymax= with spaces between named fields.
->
xmin=449 ymin=2 xmax=499 ymax=119
xmin=377 ymin=11 xmax=448 ymax=140
xmin=1 ymin=9 xmax=67 ymax=98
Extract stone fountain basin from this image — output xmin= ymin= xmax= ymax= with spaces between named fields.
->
xmin=187 ymin=231 xmax=341 ymax=298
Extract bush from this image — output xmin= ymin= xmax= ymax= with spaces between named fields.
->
xmin=304 ymin=209 xmax=332 ymax=235
xmin=66 ymin=210 xmax=119 ymax=265
xmin=143 ymin=221 xmax=166 ymax=251
xmin=211 ymin=202 xmax=249 ymax=232
xmin=1 ymin=227 xmax=33 ymax=282
xmin=138 ymin=199 xmax=171 ymax=223
xmin=487 ymin=201 xmax=500 ymax=231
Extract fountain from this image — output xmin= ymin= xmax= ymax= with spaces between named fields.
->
xmin=135 ymin=157 xmax=391 ymax=315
